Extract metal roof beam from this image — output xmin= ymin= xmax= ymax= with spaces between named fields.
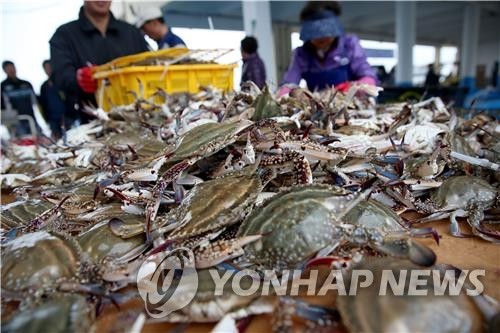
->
xmin=345 ymin=2 xmax=464 ymax=30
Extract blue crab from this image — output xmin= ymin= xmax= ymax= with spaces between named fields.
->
xmin=235 ymin=184 xmax=436 ymax=274
xmin=117 ymin=119 xmax=289 ymax=241
xmin=414 ymin=175 xmax=499 ymax=242
xmin=110 ymin=168 xmax=269 ymax=267
xmin=2 ymin=294 xmax=94 ymax=333
xmin=1 ymin=231 xmax=82 ymax=298
xmin=337 ymin=258 xmax=499 ymax=332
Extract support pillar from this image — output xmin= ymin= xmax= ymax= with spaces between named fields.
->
xmin=434 ymin=46 xmax=441 ymax=70
xmin=273 ymin=24 xmax=292 ymax=85
xmin=459 ymin=3 xmax=480 ymax=88
xmin=242 ymin=0 xmax=277 ymax=88
xmin=395 ymin=1 xmax=416 ymax=86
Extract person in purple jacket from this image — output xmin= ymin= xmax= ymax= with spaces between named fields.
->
xmin=241 ymin=36 xmax=266 ymax=89
xmin=281 ymin=1 xmax=376 ymax=93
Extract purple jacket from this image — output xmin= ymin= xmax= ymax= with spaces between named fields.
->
xmin=241 ymin=52 xmax=266 ymax=89
xmin=282 ymin=34 xmax=376 ymax=85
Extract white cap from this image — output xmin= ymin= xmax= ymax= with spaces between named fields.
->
xmin=134 ymin=5 xmax=163 ymax=28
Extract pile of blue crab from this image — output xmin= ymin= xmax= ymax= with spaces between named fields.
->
xmin=1 ymin=82 xmax=499 ymax=332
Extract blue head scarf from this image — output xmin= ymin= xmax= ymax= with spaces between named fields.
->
xmin=299 ymin=9 xmax=343 ymax=42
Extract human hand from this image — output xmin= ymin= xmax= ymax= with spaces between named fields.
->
xmin=277 ymin=86 xmax=293 ymax=98
xmin=76 ymin=66 xmax=97 ymax=93
xmin=334 ymin=81 xmax=352 ymax=93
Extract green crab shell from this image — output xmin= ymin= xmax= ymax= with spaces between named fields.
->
xmin=78 ymin=219 xmax=146 ymax=263
xmin=337 ymin=258 xmax=482 ymax=333
xmin=1 ymin=231 xmax=81 ymax=293
xmin=0 ymin=200 xmax=55 ymax=229
xmin=431 ymin=176 xmax=497 ymax=210
xmin=2 ymin=294 xmax=94 ymax=333
xmin=169 ymin=172 xmax=263 ymax=238
xmin=237 ymin=184 xmax=354 ymax=270
xmin=170 ymin=120 xmax=252 ymax=162
xmin=343 ymin=199 xmax=404 ymax=231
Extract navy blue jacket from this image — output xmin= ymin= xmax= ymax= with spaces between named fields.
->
xmin=50 ymin=7 xmax=149 ymax=120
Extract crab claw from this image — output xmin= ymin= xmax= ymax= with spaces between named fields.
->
xmin=104 ymin=187 xmax=130 ymax=201
xmin=374 ymin=166 xmax=400 ymax=180
xmin=194 ymin=235 xmax=262 ymax=269
xmin=273 ymin=297 xmax=339 ymax=332
xmin=373 ymin=234 xmax=436 ymax=267
xmin=473 ymin=225 xmax=500 ymax=243
xmin=94 ymin=173 xmax=120 ymax=199
xmin=410 ymin=227 xmax=441 ymax=245
xmin=148 ymin=239 xmax=177 ymax=256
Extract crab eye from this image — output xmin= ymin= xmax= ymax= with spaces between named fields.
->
xmin=369 ymin=231 xmax=384 ymax=244
xmin=352 ymin=228 xmax=368 ymax=245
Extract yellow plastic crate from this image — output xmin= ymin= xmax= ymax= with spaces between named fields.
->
xmin=92 ymin=49 xmax=236 ymax=111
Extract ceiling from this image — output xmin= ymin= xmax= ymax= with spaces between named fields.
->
xmin=163 ymin=1 xmax=500 ymax=46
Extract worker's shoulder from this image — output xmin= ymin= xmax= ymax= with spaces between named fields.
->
xmin=113 ymin=19 xmax=142 ymax=35
xmin=19 ymin=79 xmax=33 ymax=87
xmin=293 ymin=45 xmax=307 ymax=56
xmin=50 ymin=20 xmax=81 ymax=41
xmin=342 ymin=34 xmax=361 ymax=45
xmin=53 ymin=20 xmax=80 ymax=34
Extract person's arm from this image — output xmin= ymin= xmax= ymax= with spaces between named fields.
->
xmin=39 ymin=82 xmax=48 ymax=113
xmin=161 ymin=29 xmax=186 ymax=49
xmin=131 ymin=26 xmax=150 ymax=52
xmin=49 ymin=28 xmax=80 ymax=95
xmin=346 ymin=35 xmax=377 ymax=84
xmin=255 ymin=59 xmax=267 ymax=89
xmin=282 ymin=48 xmax=304 ymax=86
xmin=171 ymin=31 xmax=186 ymax=48
xmin=0 ymin=82 xmax=5 ymax=110
xmin=246 ymin=57 xmax=267 ymax=89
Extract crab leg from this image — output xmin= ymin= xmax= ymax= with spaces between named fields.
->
xmin=144 ymin=158 xmax=195 ymax=242
xmin=122 ymin=155 xmax=169 ymax=182
xmin=272 ymin=297 xmax=339 ymax=333
xmin=261 ymin=150 xmax=313 ymax=184
xmin=310 ymin=225 xmax=437 ymax=267
xmin=449 ymin=209 xmax=472 ymax=238
xmin=145 ymin=181 xmax=167 ymax=244
xmin=468 ymin=204 xmax=500 ymax=242
xmin=450 ymin=151 xmax=500 ymax=171
xmin=24 ymin=196 xmax=70 ymax=231
xmin=194 ymin=234 xmax=263 ymax=269
xmin=409 ymin=227 xmax=441 ymax=245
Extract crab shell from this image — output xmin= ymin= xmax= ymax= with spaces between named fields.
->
xmin=237 ymin=184 xmax=356 ymax=271
xmin=30 ymin=167 xmax=95 ymax=187
xmin=78 ymin=219 xmax=146 ymax=263
xmin=166 ymin=171 xmax=263 ymax=239
xmin=337 ymin=258 xmax=483 ymax=332
xmin=343 ymin=199 xmax=405 ymax=231
xmin=2 ymin=294 xmax=95 ymax=333
xmin=1 ymin=199 xmax=55 ymax=229
xmin=1 ymin=231 xmax=82 ymax=294
xmin=431 ymin=175 xmax=497 ymax=211
xmin=41 ymin=180 xmax=102 ymax=215
xmin=169 ymin=120 xmax=253 ymax=163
